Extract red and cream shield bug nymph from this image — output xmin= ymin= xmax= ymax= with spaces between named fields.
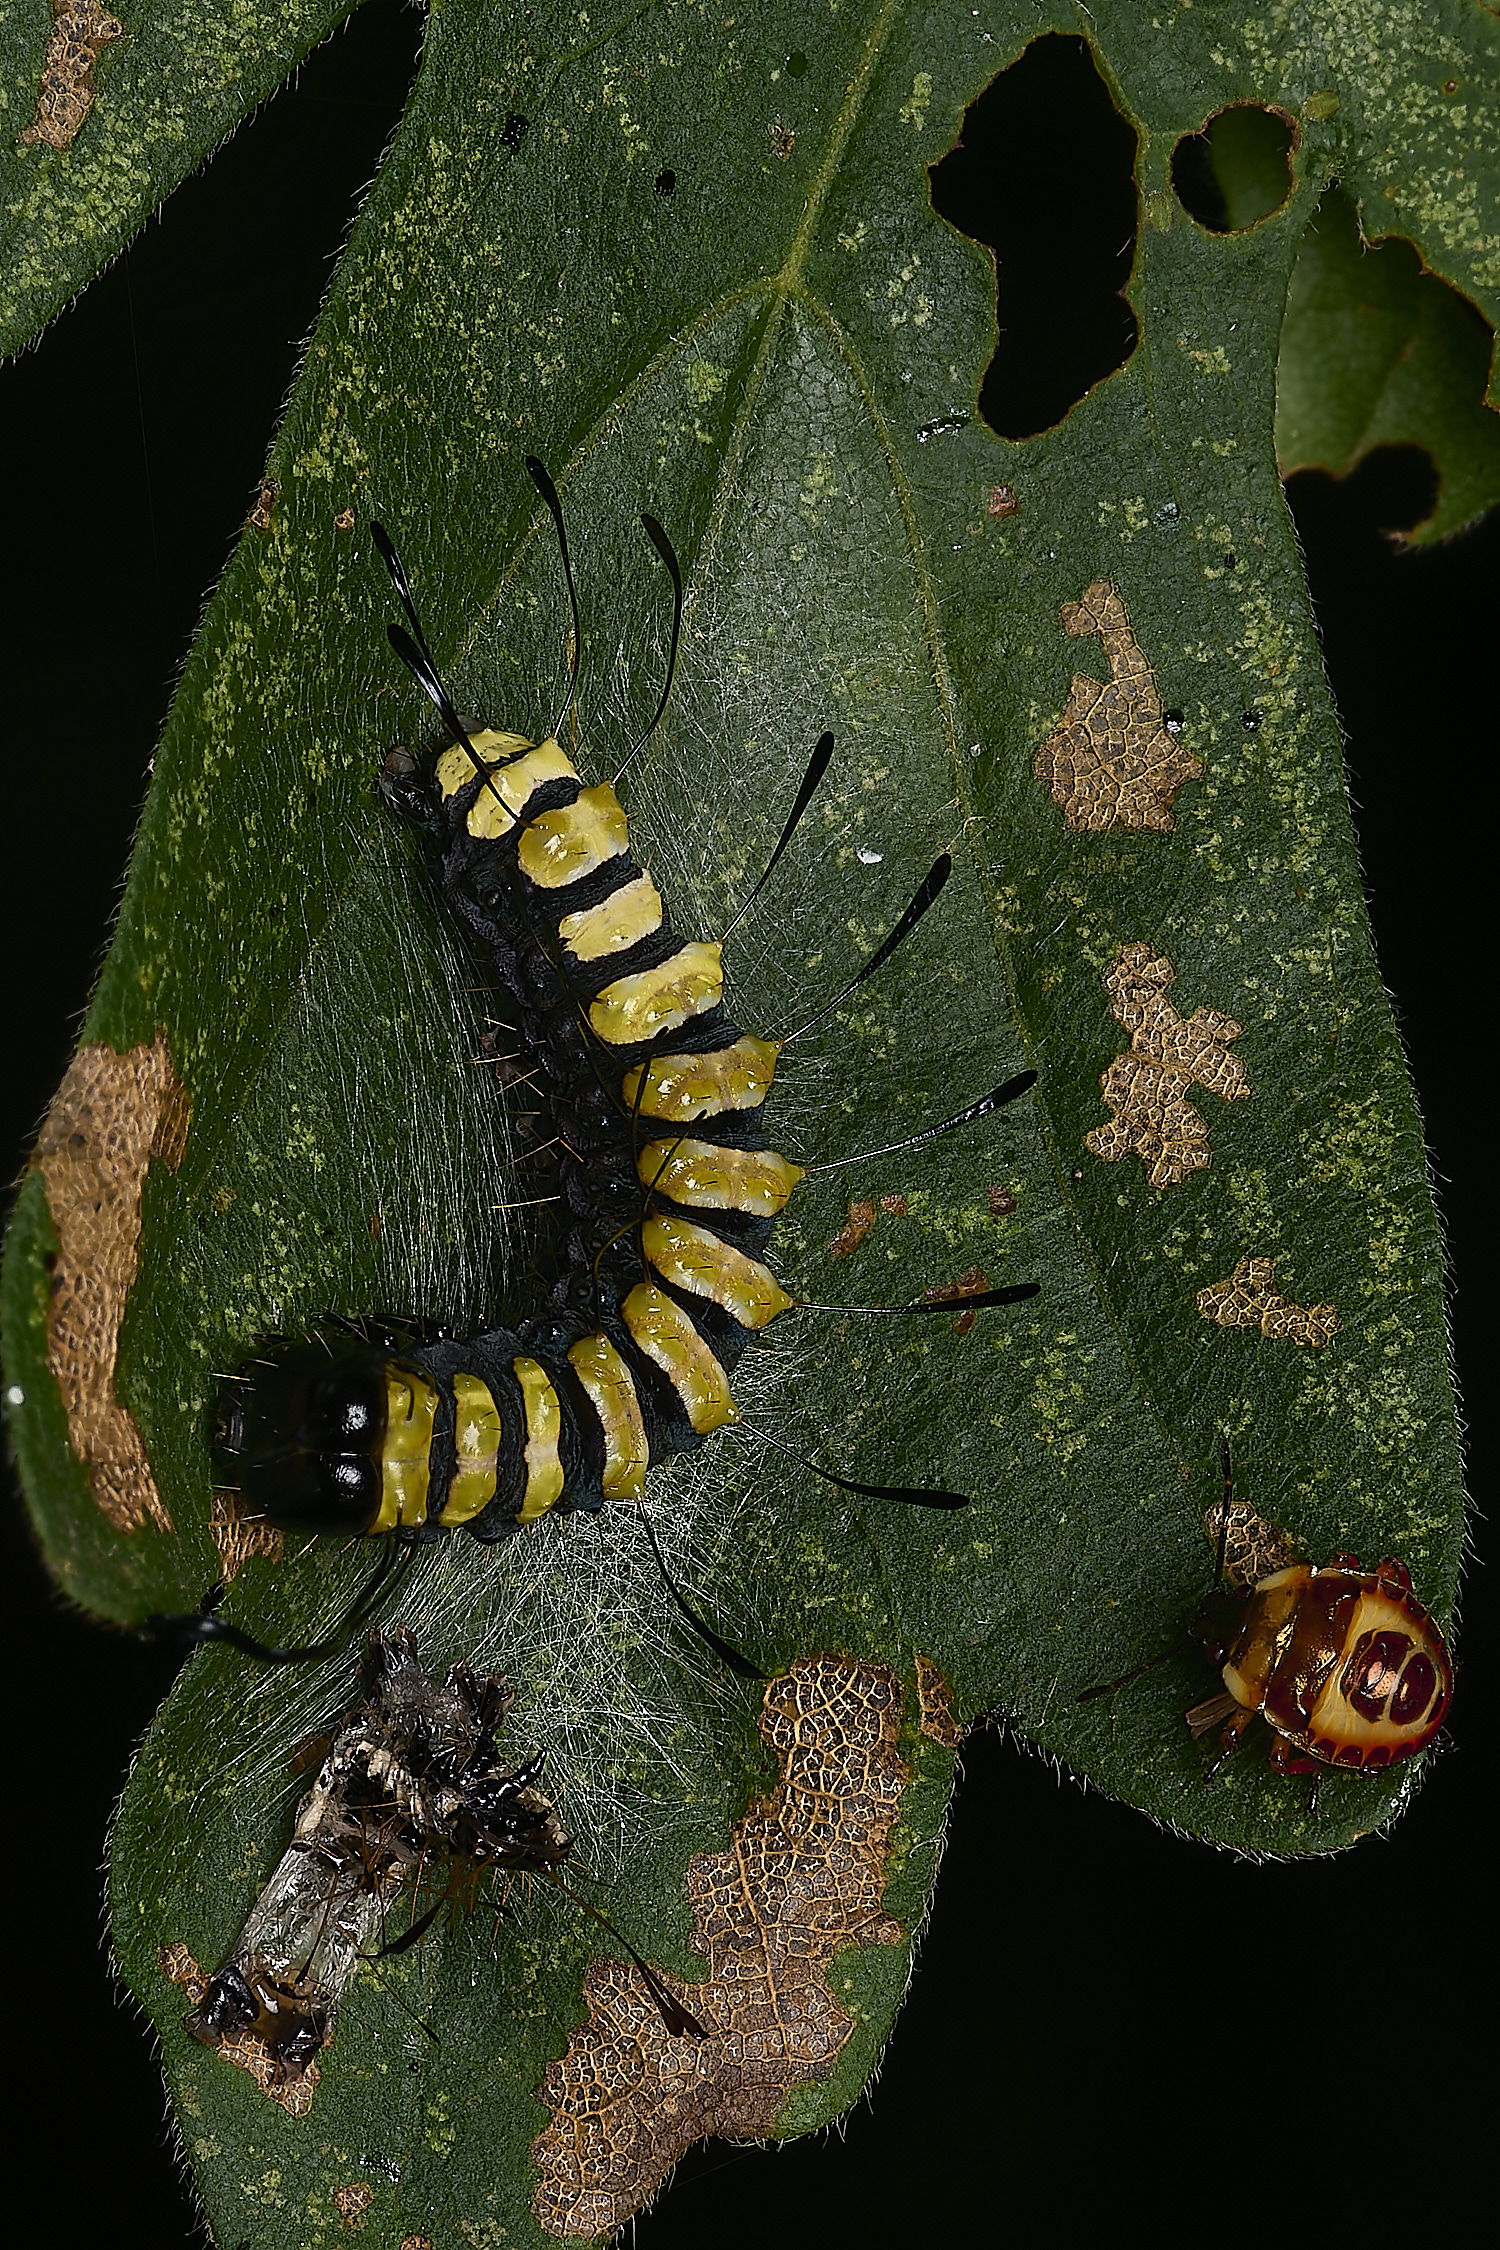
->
xmin=1081 ymin=1446 xmax=1454 ymax=1812
xmin=1188 ymin=1553 xmax=1452 ymax=1779
xmin=1185 ymin=1452 xmax=1452 ymax=1803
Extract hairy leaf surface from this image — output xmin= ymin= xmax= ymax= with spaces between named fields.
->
xmin=1 ymin=3 xmax=1488 ymax=2244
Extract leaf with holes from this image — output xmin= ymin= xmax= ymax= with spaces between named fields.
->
xmin=1 ymin=4 xmax=1488 ymax=2246
xmin=1276 ymin=183 xmax=1500 ymax=543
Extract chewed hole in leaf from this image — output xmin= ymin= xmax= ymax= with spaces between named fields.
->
xmin=1276 ymin=186 xmax=1500 ymax=545
xmin=928 ymin=33 xmax=1138 ymax=440
xmin=1171 ymin=104 xmax=1298 ymax=234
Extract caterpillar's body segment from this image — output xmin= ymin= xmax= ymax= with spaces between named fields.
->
xmin=220 ymin=724 xmax=804 ymax=1544
xmin=203 ymin=484 xmax=1040 ymax=1621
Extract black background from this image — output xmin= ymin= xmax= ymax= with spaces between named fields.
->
xmin=2 ymin=14 xmax=1489 ymax=2242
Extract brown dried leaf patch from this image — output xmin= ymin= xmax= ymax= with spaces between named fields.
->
xmin=21 ymin=0 xmax=122 ymax=151
xmin=532 ymin=1657 xmax=908 ymax=2238
xmin=1085 ymin=944 xmax=1249 ymax=1188
xmin=158 ymin=1942 xmax=206 ymax=2002
xmin=247 ymin=478 xmax=279 ymax=530
xmin=1195 ymin=1255 xmax=1339 ymax=1348
xmin=1203 ymin=1500 xmax=1298 ymax=1592
xmin=210 ymin=1486 xmax=284 ymax=1579
xmin=923 ymin=1267 xmax=990 ymax=1336
xmin=34 ymin=1034 xmax=188 ymax=1532
xmin=914 ymin=1653 xmax=965 ymax=1747
xmin=1034 ymin=580 xmax=1203 ymax=830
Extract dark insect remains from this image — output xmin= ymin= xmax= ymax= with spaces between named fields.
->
xmin=181 ymin=1630 xmax=699 ymax=2098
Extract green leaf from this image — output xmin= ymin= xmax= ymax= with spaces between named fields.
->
xmin=2 ymin=3 xmax=1489 ymax=2245
xmin=1276 ymin=183 xmax=1500 ymax=544
xmin=0 ymin=0 xmax=361 ymax=356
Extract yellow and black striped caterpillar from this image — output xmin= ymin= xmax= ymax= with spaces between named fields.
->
xmin=201 ymin=465 xmax=1037 ymax=1659
xmin=222 ymin=689 xmax=806 ymax=1544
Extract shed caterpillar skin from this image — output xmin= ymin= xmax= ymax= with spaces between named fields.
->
xmin=180 ymin=1629 xmax=702 ymax=2095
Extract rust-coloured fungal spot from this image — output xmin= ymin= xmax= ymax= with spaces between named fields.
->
xmin=1202 ymin=1497 xmax=1297 ymax=1591
xmin=334 ymin=2183 xmax=375 ymax=2226
xmin=1195 ymin=1255 xmax=1339 ymax=1348
xmin=914 ymin=1652 xmax=965 ymax=1746
xmin=923 ymin=1267 xmax=990 ymax=1336
xmin=334 ymin=507 xmax=356 ymax=533
xmin=1085 ymin=943 xmax=1249 ymax=1189
xmin=987 ymin=483 xmax=1018 ymax=518
xmin=161 ymin=1941 xmax=322 ymax=2115
xmin=33 ymin=1033 xmax=188 ymax=1533
xmin=532 ymin=1657 xmax=908 ymax=2238
xmin=248 ymin=478 xmax=279 ymax=531
xmin=987 ymin=1185 xmax=1018 ymax=1218
xmin=210 ymin=1485 xmax=283 ymax=1579
xmin=879 ymin=1193 xmax=908 ymax=1216
xmin=828 ymin=1198 xmax=877 ymax=1258
xmin=1034 ymin=580 xmax=1204 ymax=831
xmin=769 ymin=118 xmax=795 ymax=158
xmin=20 ymin=0 xmax=123 ymax=151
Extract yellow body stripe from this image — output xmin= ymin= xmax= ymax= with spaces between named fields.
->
xmin=558 ymin=872 xmax=665 ymax=964
xmin=637 ymin=1138 xmax=805 ymax=1217
xmin=433 ymin=728 xmax=535 ymax=803
xmin=439 ymin=1371 xmax=503 ymax=1526
xmin=589 ymin=940 xmax=724 ymax=1046
xmin=623 ymin=1035 xmax=781 ymax=1123
xmin=643 ymin=1215 xmax=794 ymax=1331
xmin=622 ymin=1284 xmax=738 ymax=1434
xmin=513 ymin=1355 xmax=566 ymax=1522
xmin=567 ymin=1333 xmax=650 ymax=1500
xmin=372 ymin=1366 xmax=440 ymax=1534
xmin=517 ymin=784 xmax=630 ymax=888
xmin=457 ymin=738 xmax=580 ymax=840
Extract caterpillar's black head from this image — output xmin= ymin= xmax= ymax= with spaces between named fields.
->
xmin=378 ymin=716 xmax=516 ymax=834
xmin=378 ymin=743 xmax=438 ymax=828
xmin=214 ymin=1336 xmax=393 ymax=1535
